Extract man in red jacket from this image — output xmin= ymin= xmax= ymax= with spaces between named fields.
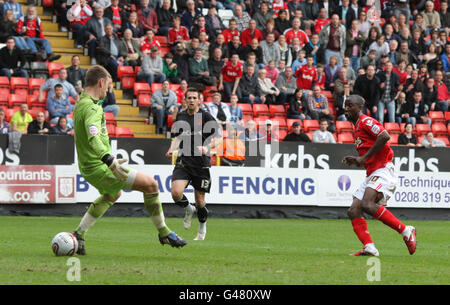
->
xmin=16 ymin=6 xmax=60 ymax=61
xmin=240 ymin=19 xmax=263 ymax=47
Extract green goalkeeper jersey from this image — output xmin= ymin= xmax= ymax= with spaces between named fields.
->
xmin=74 ymin=92 xmax=111 ymax=175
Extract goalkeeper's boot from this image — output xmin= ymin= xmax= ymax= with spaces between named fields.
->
xmin=350 ymin=243 xmax=379 ymax=256
xmin=184 ymin=204 xmax=196 ymax=230
xmin=402 ymin=226 xmax=417 ymax=255
xmin=72 ymin=230 xmax=86 ymax=255
xmin=159 ymin=232 xmax=187 ymax=248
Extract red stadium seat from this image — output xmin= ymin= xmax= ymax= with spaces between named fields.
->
xmin=160 ymin=47 xmax=170 ymax=57
xmin=138 ymin=94 xmax=151 ymax=107
xmin=155 ymin=36 xmax=169 ymax=47
xmin=10 ymin=77 xmax=28 ymax=96
xmin=306 ymin=131 xmax=314 ymax=141
xmin=0 ymin=76 xmax=10 ymax=89
xmin=0 ymin=88 xmax=10 ymax=106
xmin=104 ymin=112 xmax=116 ymax=126
xmin=169 ymin=84 xmax=180 ymax=92
xmin=254 ymin=117 xmax=268 ymax=128
xmin=286 ymin=119 xmax=302 ymax=130
xmin=106 ymin=124 xmax=116 ymax=137
xmin=415 ymin=123 xmax=431 ymax=136
xmin=384 ymin=122 xmax=401 ymax=134
xmin=68 ymin=96 xmax=76 ymax=105
xmin=428 ymin=111 xmax=445 ymax=123
xmin=253 ymin=104 xmax=270 ymax=118
xmin=436 ymin=136 xmax=450 ymax=146
xmin=134 ymin=82 xmax=151 ymax=97
xmin=27 ymin=94 xmax=46 ymax=108
xmin=338 ymin=132 xmax=355 ymax=144
xmin=242 ymin=114 xmax=253 ymax=123
xmin=445 ymin=111 xmax=450 ymax=122
xmin=431 ymin=122 xmax=447 ymax=136
xmin=269 ymin=104 xmax=286 ymax=117
xmin=117 ymin=66 xmax=135 ymax=79
xmin=302 ymin=119 xmax=320 ymax=132
xmin=336 ymin=121 xmax=354 ymax=133
xmin=5 ymin=108 xmax=18 ymax=121
xmin=239 ymin=103 xmax=253 ymax=116
xmin=29 ymin=78 xmax=45 ymax=95
xmin=167 ymin=114 xmax=174 ymax=128
xmin=47 ymin=62 xmax=64 ymax=78
xmin=43 ymin=0 xmax=53 ymax=7
xmin=271 ymin=117 xmax=288 ymax=130
xmin=278 ymin=129 xmax=288 ymax=141
xmin=9 ymin=93 xmax=27 ymax=107
xmin=388 ymin=133 xmax=399 ymax=145
xmin=151 ymin=83 xmax=163 ymax=93
xmin=29 ymin=108 xmax=45 ymax=119
xmin=115 ymin=126 xmax=134 ymax=137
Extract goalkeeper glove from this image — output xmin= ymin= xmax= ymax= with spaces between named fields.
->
xmin=102 ymin=154 xmax=129 ymax=180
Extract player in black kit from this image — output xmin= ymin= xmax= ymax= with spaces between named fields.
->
xmin=165 ymin=88 xmax=220 ymax=240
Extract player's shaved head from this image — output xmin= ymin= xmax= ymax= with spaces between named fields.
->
xmin=347 ymin=95 xmax=365 ymax=107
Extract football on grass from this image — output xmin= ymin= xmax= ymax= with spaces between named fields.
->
xmin=51 ymin=232 xmax=78 ymax=256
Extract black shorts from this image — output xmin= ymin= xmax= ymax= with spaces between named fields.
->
xmin=171 ymin=164 xmax=211 ymax=193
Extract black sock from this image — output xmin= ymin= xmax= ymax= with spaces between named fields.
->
xmin=197 ymin=206 xmax=208 ymax=223
xmin=174 ymin=194 xmax=189 ymax=208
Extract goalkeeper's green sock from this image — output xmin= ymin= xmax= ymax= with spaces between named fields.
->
xmin=75 ymin=195 xmax=114 ymax=238
xmin=144 ymin=192 xmax=171 ymax=237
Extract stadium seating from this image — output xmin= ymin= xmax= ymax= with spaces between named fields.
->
xmin=10 ymin=77 xmax=29 ymax=96
xmin=117 ymin=66 xmax=136 ymax=90
xmin=47 ymin=62 xmax=64 ymax=78
xmin=105 ymin=112 xmax=116 ymax=126
xmin=239 ymin=103 xmax=253 ymax=116
xmin=29 ymin=78 xmax=45 ymax=95
xmin=302 ymin=120 xmax=320 ymax=132
xmin=269 ymin=105 xmax=286 ymax=118
xmin=5 ymin=108 xmax=17 ymax=121
xmin=436 ymin=137 xmax=450 ymax=146
xmin=138 ymin=94 xmax=151 ymax=107
xmin=277 ymin=129 xmax=288 ymax=141
xmin=9 ymin=94 xmax=27 ymax=107
xmin=415 ymin=123 xmax=432 ymax=136
xmin=286 ymin=119 xmax=302 ymax=130
xmin=134 ymin=83 xmax=152 ymax=97
xmin=151 ymin=83 xmax=163 ymax=93
xmin=431 ymin=122 xmax=447 ymax=136
xmin=106 ymin=124 xmax=116 ymax=137
xmin=253 ymin=104 xmax=270 ymax=118
xmin=388 ymin=133 xmax=399 ymax=145
xmin=445 ymin=111 xmax=450 ymax=122
xmin=30 ymin=62 xmax=49 ymax=79
xmin=336 ymin=121 xmax=354 ymax=133
xmin=155 ymin=36 xmax=169 ymax=47
xmin=271 ymin=117 xmax=288 ymax=131
xmin=115 ymin=126 xmax=134 ymax=137
xmin=27 ymin=94 xmax=43 ymax=108
xmin=0 ymin=89 xmax=10 ymax=106
xmin=0 ymin=76 xmax=9 ymax=89
xmin=428 ymin=111 xmax=445 ymax=123
xmin=384 ymin=122 xmax=401 ymax=134
xmin=337 ymin=133 xmax=355 ymax=144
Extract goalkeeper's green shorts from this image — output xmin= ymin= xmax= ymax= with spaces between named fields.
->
xmin=81 ymin=164 xmax=137 ymax=198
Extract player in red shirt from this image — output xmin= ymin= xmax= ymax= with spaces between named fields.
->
xmin=284 ymin=17 xmax=309 ymax=46
xmin=219 ymin=53 xmax=243 ymax=101
xmin=295 ymin=55 xmax=317 ymax=90
xmin=168 ymin=16 xmax=190 ymax=46
xmin=342 ymin=95 xmax=417 ymax=257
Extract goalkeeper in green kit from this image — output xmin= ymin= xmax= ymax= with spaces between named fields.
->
xmin=72 ymin=65 xmax=186 ymax=255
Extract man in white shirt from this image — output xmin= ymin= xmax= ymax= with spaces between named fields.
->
xmin=312 ymin=118 xmax=336 ymax=143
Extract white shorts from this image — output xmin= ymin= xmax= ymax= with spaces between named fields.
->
xmin=353 ymin=163 xmax=398 ymax=204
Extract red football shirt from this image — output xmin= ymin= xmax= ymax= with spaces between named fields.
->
xmin=284 ymin=29 xmax=309 ymax=46
xmin=314 ymin=18 xmax=331 ymax=35
xmin=168 ymin=26 xmax=189 ymax=44
xmin=354 ymin=115 xmax=394 ymax=176
xmin=222 ymin=28 xmax=240 ymax=43
xmin=141 ymin=38 xmax=161 ymax=56
xmin=272 ymin=0 xmax=288 ymax=17
xmin=221 ymin=61 xmax=243 ymax=82
xmin=295 ymin=65 xmax=317 ymax=90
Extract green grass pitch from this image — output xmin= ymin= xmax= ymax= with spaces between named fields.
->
xmin=0 ymin=216 xmax=448 ymax=284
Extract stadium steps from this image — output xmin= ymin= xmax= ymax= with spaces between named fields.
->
xmin=32 ymin=0 xmax=164 ymax=139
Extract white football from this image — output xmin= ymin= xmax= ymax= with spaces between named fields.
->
xmin=51 ymin=232 xmax=78 ymax=256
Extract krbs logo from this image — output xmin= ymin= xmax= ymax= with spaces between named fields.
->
xmin=338 ymin=175 xmax=351 ymax=192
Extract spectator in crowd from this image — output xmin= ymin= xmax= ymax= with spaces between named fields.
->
xmin=67 ymin=55 xmax=86 ymax=94
xmin=398 ymin=122 xmax=419 ymax=146
xmin=139 ymin=45 xmax=166 ymax=85
xmin=362 ymin=26 xmax=381 ymax=55
xmin=197 ymin=31 xmax=210 ymax=60
xmin=205 ymin=6 xmax=226 ymax=40
xmin=122 ymin=11 xmax=145 ymax=39
xmin=306 ymin=85 xmax=335 ymax=131
xmin=47 ymin=84 xmax=74 ymax=127
xmin=360 ymin=49 xmax=377 ymax=71
xmin=39 ymin=68 xmax=79 ymax=103
xmin=345 ymin=19 xmax=366 ymax=73
xmin=241 ymin=19 xmax=263 ymax=47
xmin=162 ymin=52 xmax=180 ymax=84
xmin=422 ymin=77 xmax=438 ymax=112
xmin=258 ymin=68 xmax=281 ymax=105
xmin=242 ymin=38 xmax=264 ymax=68
xmin=16 ymin=6 xmax=61 ymax=62
xmin=334 ymin=83 xmax=351 ymax=121
xmin=0 ymin=10 xmax=19 ymax=45
xmin=262 ymin=18 xmax=280 ymax=41
xmin=151 ymin=80 xmax=177 ymax=134
xmin=409 ymin=28 xmax=426 ymax=60
xmin=0 ymin=37 xmax=27 ymax=79
xmin=314 ymin=8 xmax=330 ymax=35
xmin=3 ymin=0 xmax=23 ymax=21
xmin=296 ymin=55 xmax=317 ymax=91
xmin=234 ymin=4 xmax=251 ymax=32
xmin=276 ymin=66 xmax=297 ymax=104
xmin=189 ymin=48 xmax=214 ymax=86
xmin=27 ymin=111 xmax=52 ymax=135
xmin=440 ymin=43 xmax=450 ymax=73
xmin=353 ymin=65 xmax=381 ymax=118
xmin=405 ymin=90 xmax=431 ymax=126
xmin=222 ymin=19 xmax=239 ymax=44
xmin=395 ymin=91 xmax=409 ymax=124
xmin=190 ymin=15 xmax=214 ymax=41
xmin=137 ymin=0 xmax=159 ymax=34
xmin=395 ymin=41 xmax=418 ymax=68
xmin=440 ymin=1 xmax=450 ymax=33
xmin=412 ymin=13 xmax=427 ymax=36
xmin=284 ymin=17 xmax=309 ymax=47
xmin=96 ymin=23 xmax=126 ymax=81
xmin=333 ymin=67 xmax=354 ymax=99
xmin=209 ymin=33 xmax=228 ymax=59
xmin=140 ymin=28 xmax=160 ymax=56
xmin=53 ymin=116 xmax=74 ymax=136
xmin=404 ymin=69 xmax=424 ymax=101
xmin=291 ymin=49 xmax=306 ymax=74
xmin=275 ymin=9 xmax=291 ymax=35
xmin=103 ymin=81 xmax=120 ymax=118
xmin=283 ymin=121 xmax=311 ymax=142
xmin=157 ymin=0 xmax=176 ymax=36
xmin=175 ymin=79 xmax=188 ymax=104
xmin=433 ymin=69 xmax=450 ymax=111
xmin=423 ymin=43 xmax=439 ymax=72
xmin=172 ymin=43 xmax=190 ymax=81
xmin=342 ymin=56 xmax=357 ymax=82
xmin=423 ymin=0 xmax=441 ymax=34
xmin=316 ymin=63 xmax=326 ymax=90
xmin=83 ymin=6 xmax=112 ymax=65
xmin=208 ymin=47 xmax=225 ymax=86
xmin=207 ymin=92 xmax=231 ymax=127
xmin=264 ymin=60 xmax=279 ymax=84
xmin=253 ymin=2 xmax=275 ymax=30
xmin=261 ymin=119 xmax=278 ymax=142
xmin=312 ymin=118 xmax=336 ymax=144
xmin=10 ymin=103 xmax=32 ymax=134
xmin=0 ymin=108 xmax=11 ymax=134
xmin=244 ymin=119 xmax=265 ymax=141
xmin=324 ymin=55 xmax=340 ymax=91
xmin=227 ymin=94 xmax=244 ymax=129
xmin=421 ymin=131 xmax=447 ymax=148
xmin=287 ymin=88 xmax=309 ymax=120
xmin=121 ymin=28 xmax=144 ymax=68
xmin=180 ymin=0 xmax=202 ymax=31
xmin=378 ymin=61 xmax=401 ymax=124
xmin=218 ymin=128 xmax=246 ymax=167
xmin=260 ymin=32 xmax=280 ymax=66
xmin=239 ymin=64 xmax=263 ymax=105
xmin=369 ymin=35 xmax=390 ymax=61
xmin=67 ymin=0 xmax=92 ymax=48
xmin=275 ymin=34 xmax=293 ymax=67
xmin=219 ymin=53 xmax=242 ymax=101
xmin=357 ymin=10 xmax=371 ymax=36
xmin=319 ymin=13 xmax=346 ymax=66
xmin=168 ymin=15 xmax=190 ymax=47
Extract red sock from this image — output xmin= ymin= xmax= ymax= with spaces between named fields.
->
xmin=373 ymin=206 xmax=406 ymax=234
xmin=351 ymin=217 xmax=373 ymax=246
